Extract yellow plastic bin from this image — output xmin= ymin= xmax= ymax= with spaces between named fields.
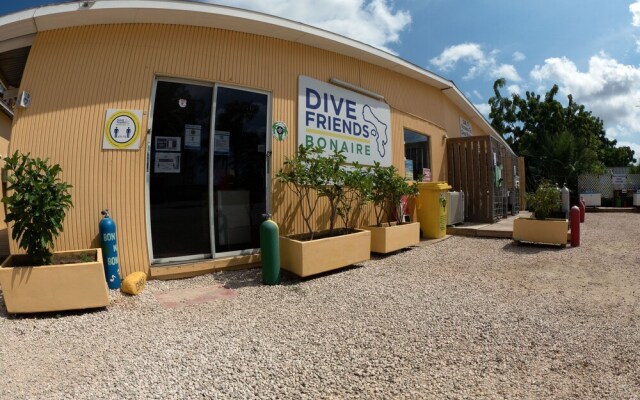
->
xmin=417 ymin=182 xmax=452 ymax=239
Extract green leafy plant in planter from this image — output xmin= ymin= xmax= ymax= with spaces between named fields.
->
xmin=336 ymin=162 xmax=371 ymax=231
xmin=525 ymin=180 xmax=561 ymax=220
xmin=276 ymin=145 xmax=372 ymax=277
xmin=276 ymin=145 xmax=370 ymax=239
xmin=2 ymin=151 xmax=73 ymax=265
xmin=276 ymin=145 xmax=329 ymax=240
xmin=368 ymin=162 xmax=419 ymax=227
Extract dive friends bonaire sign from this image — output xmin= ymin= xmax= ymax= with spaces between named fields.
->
xmin=298 ymin=76 xmax=392 ymax=166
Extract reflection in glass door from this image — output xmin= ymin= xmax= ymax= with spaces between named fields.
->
xmin=212 ymin=86 xmax=268 ymax=254
xmin=149 ymin=80 xmax=212 ymax=261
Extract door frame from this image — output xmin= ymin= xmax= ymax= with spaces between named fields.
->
xmin=145 ymin=76 xmax=272 ymax=265
xmin=210 ymin=82 xmax=272 ymax=259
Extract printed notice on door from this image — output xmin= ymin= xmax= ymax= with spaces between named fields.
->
xmin=155 ymin=152 xmax=181 ymax=173
xmin=184 ymin=124 xmax=201 ymax=149
xmin=214 ymin=131 xmax=230 ymax=154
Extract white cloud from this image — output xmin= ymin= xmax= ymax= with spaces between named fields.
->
xmin=530 ymin=52 xmax=640 ymax=156
xmin=473 ymin=102 xmax=491 ymax=117
xmin=472 ymin=89 xmax=483 ymax=100
xmin=493 ymin=64 xmax=521 ymax=82
xmin=512 ymin=51 xmax=526 ymax=62
xmin=507 ymin=84 xmax=521 ymax=95
xmin=205 ymin=0 xmax=411 ymax=53
xmin=616 ymin=141 xmax=640 ymax=164
xmin=429 ymin=43 xmax=486 ymax=72
xmin=430 ymin=43 xmax=521 ymax=81
xmin=631 ymin=1 xmax=640 ymax=27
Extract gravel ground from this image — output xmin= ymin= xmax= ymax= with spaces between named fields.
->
xmin=1 ymin=213 xmax=639 ymax=399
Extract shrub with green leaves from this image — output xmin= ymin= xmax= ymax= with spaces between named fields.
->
xmin=525 ymin=180 xmax=560 ymax=220
xmin=368 ymin=162 xmax=419 ymax=227
xmin=276 ymin=145 xmax=371 ymax=239
xmin=2 ymin=152 xmax=73 ymax=265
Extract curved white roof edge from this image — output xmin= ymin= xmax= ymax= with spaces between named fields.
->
xmin=0 ymin=0 xmax=512 ymax=152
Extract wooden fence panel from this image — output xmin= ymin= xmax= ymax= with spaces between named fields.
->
xmin=447 ymin=136 xmax=500 ymax=223
xmin=479 ymin=138 xmax=488 ymax=220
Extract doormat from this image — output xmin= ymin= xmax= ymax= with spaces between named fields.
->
xmin=154 ymin=284 xmax=236 ymax=309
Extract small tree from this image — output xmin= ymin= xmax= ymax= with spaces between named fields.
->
xmin=276 ymin=145 xmax=327 ymax=240
xmin=336 ymin=162 xmax=371 ymax=231
xmin=314 ymin=149 xmax=347 ymax=234
xmin=3 ymin=152 xmax=73 ymax=265
xmin=276 ymin=146 xmax=373 ymax=238
xmin=368 ymin=163 xmax=419 ymax=227
xmin=525 ymin=180 xmax=561 ymax=220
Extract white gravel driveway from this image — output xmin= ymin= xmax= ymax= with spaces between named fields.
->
xmin=1 ymin=213 xmax=639 ymax=399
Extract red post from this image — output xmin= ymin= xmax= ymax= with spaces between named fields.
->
xmin=570 ymin=206 xmax=580 ymax=247
xmin=579 ymin=198 xmax=585 ymax=223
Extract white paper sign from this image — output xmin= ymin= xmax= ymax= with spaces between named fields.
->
xmin=155 ymin=136 xmax=181 ymax=152
xmin=184 ymin=124 xmax=201 ymax=149
xmin=214 ymin=131 xmax=230 ymax=154
xmin=298 ymin=76 xmax=392 ymax=166
xmin=154 ymin=152 xmax=181 ymax=173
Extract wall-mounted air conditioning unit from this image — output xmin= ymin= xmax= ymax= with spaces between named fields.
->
xmin=447 ymin=191 xmax=465 ymax=226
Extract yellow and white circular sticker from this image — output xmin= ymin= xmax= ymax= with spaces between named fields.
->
xmin=103 ymin=109 xmax=143 ymax=150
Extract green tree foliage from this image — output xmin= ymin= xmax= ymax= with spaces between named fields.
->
xmin=367 ymin=163 xmax=419 ymax=227
xmin=2 ymin=152 xmax=73 ymax=265
xmin=525 ymin=180 xmax=561 ymax=220
xmin=488 ymin=79 xmax=636 ymax=192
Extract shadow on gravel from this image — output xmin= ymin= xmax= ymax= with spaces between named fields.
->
xmin=501 ymin=241 xmax=568 ymax=254
xmin=216 ymin=267 xmax=302 ymax=289
xmin=369 ymin=246 xmax=417 ymax=261
xmin=298 ymin=263 xmax=365 ymax=281
xmin=0 ymin=296 xmax=107 ymax=320
xmin=216 ymin=262 xmax=370 ymax=289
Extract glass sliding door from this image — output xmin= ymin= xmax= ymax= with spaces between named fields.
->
xmin=147 ymin=80 xmax=269 ymax=264
xmin=212 ymin=86 xmax=268 ymax=254
xmin=149 ymin=80 xmax=213 ymax=261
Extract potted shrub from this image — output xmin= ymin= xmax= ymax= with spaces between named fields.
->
xmin=275 ymin=145 xmax=371 ymax=277
xmin=0 ymin=152 xmax=109 ymax=313
xmin=513 ymin=180 xmax=568 ymax=246
xmin=361 ymin=163 xmax=421 ymax=253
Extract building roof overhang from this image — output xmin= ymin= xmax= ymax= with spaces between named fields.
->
xmin=0 ymin=0 xmax=514 ymax=153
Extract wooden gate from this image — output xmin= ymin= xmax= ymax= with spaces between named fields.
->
xmin=447 ymin=136 xmax=519 ymax=223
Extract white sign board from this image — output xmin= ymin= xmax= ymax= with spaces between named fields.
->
xmin=612 ymin=174 xmax=627 ymax=189
xmin=103 ymin=109 xmax=142 ymax=150
xmin=460 ymin=117 xmax=472 ymax=137
xmin=298 ymin=76 xmax=392 ymax=166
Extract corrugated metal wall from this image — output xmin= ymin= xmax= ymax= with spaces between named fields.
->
xmin=11 ymin=23 xmax=485 ymax=275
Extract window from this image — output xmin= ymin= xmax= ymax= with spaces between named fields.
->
xmin=404 ymin=129 xmax=431 ymax=181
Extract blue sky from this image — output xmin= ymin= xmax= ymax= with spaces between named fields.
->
xmin=2 ymin=0 xmax=640 ymax=161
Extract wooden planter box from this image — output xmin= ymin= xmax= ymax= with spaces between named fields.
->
xmin=362 ymin=222 xmax=420 ymax=254
xmin=0 ymin=249 xmax=109 ymax=314
xmin=512 ymin=218 xmax=569 ymax=246
xmin=280 ymin=229 xmax=371 ymax=277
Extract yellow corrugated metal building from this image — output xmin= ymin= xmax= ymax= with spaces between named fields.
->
xmin=0 ymin=1 xmax=513 ymax=279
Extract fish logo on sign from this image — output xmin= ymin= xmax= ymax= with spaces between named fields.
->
xmin=362 ymin=105 xmax=388 ymax=158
